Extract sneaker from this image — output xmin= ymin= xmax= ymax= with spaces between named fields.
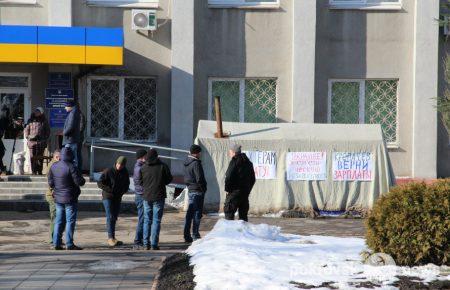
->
xmin=114 ymin=239 xmax=123 ymax=246
xmin=151 ymin=245 xmax=160 ymax=251
xmin=193 ymin=236 xmax=201 ymax=241
xmin=53 ymin=245 xmax=64 ymax=250
xmin=145 ymin=245 xmax=151 ymax=250
xmin=66 ymin=245 xmax=82 ymax=250
xmin=184 ymin=237 xmax=193 ymax=243
xmin=133 ymin=244 xmax=143 ymax=250
xmin=107 ymin=238 xmax=117 ymax=247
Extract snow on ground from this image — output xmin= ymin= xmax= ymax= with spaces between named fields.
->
xmin=187 ymin=220 xmax=449 ymax=290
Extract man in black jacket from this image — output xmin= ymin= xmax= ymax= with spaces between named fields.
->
xmin=183 ymin=144 xmax=207 ymax=243
xmin=63 ymin=100 xmax=81 ymax=169
xmin=138 ymin=149 xmax=173 ymax=250
xmin=98 ymin=156 xmax=130 ymax=247
xmin=224 ymin=144 xmax=256 ymax=222
xmin=0 ymin=105 xmax=10 ymax=173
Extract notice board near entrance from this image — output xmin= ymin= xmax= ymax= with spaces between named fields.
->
xmin=195 ymin=121 xmax=396 ymax=214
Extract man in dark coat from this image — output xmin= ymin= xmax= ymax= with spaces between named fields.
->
xmin=62 ymin=100 xmax=81 ymax=169
xmin=138 ymin=149 xmax=173 ymax=250
xmin=97 ymin=156 xmax=130 ymax=247
xmin=183 ymin=144 xmax=207 ymax=243
xmin=224 ymin=144 xmax=256 ymax=222
xmin=77 ymin=106 xmax=86 ymax=171
xmin=48 ymin=147 xmax=86 ymax=250
xmin=0 ymin=105 xmax=11 ymax=173
xmin=132 ymin=149 xmax=147 ymax=249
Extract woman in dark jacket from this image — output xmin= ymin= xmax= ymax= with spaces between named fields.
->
xmin=98 ymin=156 xmax=130 ymax=247
xmin=25 ymin=107 xmax=50 ymax=175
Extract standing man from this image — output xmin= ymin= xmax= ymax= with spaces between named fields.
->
xmin=224 ymin=144 xmax=256 ymax=222
xmin=48 ymin=147 xmax=86 ymax=250
xmin=46 ymin=149 xmax=61 ymax=244
xmin=24 ymin=107 xmax=50 ymax=175
xmin=62 ymin=100 xmax=81 ymax=168
xmin=98 ymin=156 xmax=130 ymax=247
xmin=138 ymin=149 xmax=172 ymax=250
xmin=0 ymin=105 xmax=10 ymax=174
xmin=77 ymin=105 xmax=86 ymax=172
xmin=183 ymin=145 xmax=207 ymax=243
xmin=133 ymin=149 xmax=147 ymax=249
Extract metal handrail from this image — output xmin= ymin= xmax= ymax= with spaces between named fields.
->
xmin=89 ymin=139 xmax=186 ymax=179
xmin=99 ymin=138 xmax=189 ymax=154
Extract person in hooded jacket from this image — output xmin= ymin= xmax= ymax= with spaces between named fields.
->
xmin=48 ymin=147 xmax=86 ymax=250
xmin=224 ymin=144 xmax=256 ymax=222
xmin=183 ymin=144 xmax=207 ymax=243
xmin=132 ymin=149 xmax=147 ymax=249
xmin=138 ymin=149 xmax=173 ymax=250
xmin=97 ymin=156 xmax=130 ymax=247
xmin=24 ymin=107 xmax=50 ymax=175
xmin=0 ymin=105 xmax=11 ymax=173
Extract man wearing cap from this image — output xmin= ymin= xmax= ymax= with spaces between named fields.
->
xmin=138 ymin=149 xmax=173 ymax=250
xmin=63 ymin=100 xmax=81 ymax=169
xmin=224 ymin=144 xmax=256 ymax=222
xmin=24 ymin=107 xmax=50 ymax=175
xmin=183 ymin=144 xmax=207 ymax=243
xmin=98 ymin=156 xmax=130 ymax=247
xmin=132 ymin=149 xmax=147 ymax=249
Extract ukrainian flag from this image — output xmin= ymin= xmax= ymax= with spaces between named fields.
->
xmin=0 ymin=25 xmax=38 ymax=63
xmin=0 ymin=25 xmax=123 ymax=65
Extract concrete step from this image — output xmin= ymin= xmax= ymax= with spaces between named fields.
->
xmin=0 ymin=192 xmax=136 ymax=201
xmin=0 ymin=188 xmax=103 ymax=194
xmin=0 ymin=181 xmax=99 ymax=189
xmin=0 ymin=175 xmax=89 ymax=182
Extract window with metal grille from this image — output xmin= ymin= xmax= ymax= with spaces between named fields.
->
xmin=328 ymin=79 xmax=398 ymax=145
xmin=87 ymin=77 xmax=157 ymax=142
xmin=209 ymin=78 xmax=277 ymax=123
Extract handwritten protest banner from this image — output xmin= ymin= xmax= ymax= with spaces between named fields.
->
xmin=243 ymin=151 xmax=277 ymax=180
xmin=332 ymin=152 xmax=373 ymax=181
xmin=286 ymin=152 xmax=327 ymax=181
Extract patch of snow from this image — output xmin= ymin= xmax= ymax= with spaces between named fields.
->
xmin=187 ymin=220 xmax=449 ymax=290
xmin=87 ymin=260 xmax=146 ymax=274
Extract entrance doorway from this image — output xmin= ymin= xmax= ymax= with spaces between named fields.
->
xmin=0 ymin=74 xmax=31 ymax=173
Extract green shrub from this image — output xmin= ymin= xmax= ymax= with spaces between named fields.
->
xmin=366 ymin=181 xmax=450 ymax=266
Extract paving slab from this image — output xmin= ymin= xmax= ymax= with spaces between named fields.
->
xmin=0 ymin=210 xmax=365 ymax=289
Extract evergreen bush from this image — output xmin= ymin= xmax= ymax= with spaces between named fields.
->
xmin=366 ymin=181 xmax=450 ymax=266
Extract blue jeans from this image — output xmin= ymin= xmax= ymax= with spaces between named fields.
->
xmin=134 ymin=194 xmax=144 ymax=245
xmin=103 ymin=199 xmax=121 ymax=239
xmin=64 ymin=143 xmax=79 ymax=169
xmin=184 ymin=192 xmax=204 ymax=239
xmin=53 ymin=202 xmax=78 ymax=248
xmin=143 ymin=199 xmax=165 ymax=247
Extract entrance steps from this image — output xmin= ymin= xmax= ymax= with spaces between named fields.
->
xmin=0 ymin=175 xmax=179 ymax=212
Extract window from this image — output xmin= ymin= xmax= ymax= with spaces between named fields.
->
xmin=329 ymin=79 xmax=399 ymax=145
xmin=208 ymin=0 xmax=279 ymax=9
xmin=86 ymin=0 xmax=158 ymax=8
xmin=209 ymin=78 xmax=277 ymax=123
xmin=329 ymin=0 xmax=402 ymax=10
xmin=87 ymin=77 xmax=157 ymax=142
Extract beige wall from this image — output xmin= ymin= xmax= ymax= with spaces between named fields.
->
xmin=193 ymin=0 xmax=293 ymax=126
xmin=314 ymin=0 xmax=416 ymax=177
xmin=0 ymin=0 xmax=48 ymax=25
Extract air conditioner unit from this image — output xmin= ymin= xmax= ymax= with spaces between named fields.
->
xmin=132 ymin=9 xmax=157 ymax=31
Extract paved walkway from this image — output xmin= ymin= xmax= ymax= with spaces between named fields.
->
xmin=0 ymin=211 xmax=365 ymax=289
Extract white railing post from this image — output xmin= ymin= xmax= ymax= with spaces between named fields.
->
xmin=90 ymin=139 xmax=95 ymax=180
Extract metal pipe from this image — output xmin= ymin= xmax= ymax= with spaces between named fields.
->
xmin=214 ymin=96 xmax=224 ymax=138
xmin=91 ymin=145 xmax=181 ymax=161
xmin=89 ymin=139 xmax=95 ymax=179
xmin=98 ymin=138 xmax=189 ymax=154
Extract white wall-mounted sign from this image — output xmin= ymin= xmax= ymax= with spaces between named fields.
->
xmin=243 ymin=151 xmax=277 ymax=180
xmin=332 ymin=152 xmax=373 ymax=181
xmin=286 ymin=152 xmax=327 ymax=181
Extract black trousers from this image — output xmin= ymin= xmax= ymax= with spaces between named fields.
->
xmin=0 ymin=139 xmax=5 ymax=171
xmin=224 ymin=192 xmax=249 ymax=222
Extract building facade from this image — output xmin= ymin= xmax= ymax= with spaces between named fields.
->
xmin=0 ymin=0 xmax=445 ymax=178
